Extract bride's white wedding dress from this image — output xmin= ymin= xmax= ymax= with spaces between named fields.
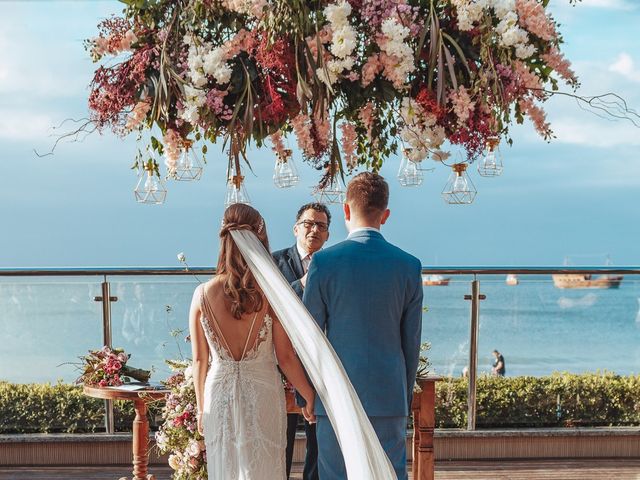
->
xmin=199 ymin=287 xmax=286 ymax=480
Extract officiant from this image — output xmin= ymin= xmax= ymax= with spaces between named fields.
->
xmin=273 ymin=202 xmax=331 ymax=480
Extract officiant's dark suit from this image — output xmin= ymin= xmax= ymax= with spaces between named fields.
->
xmin=272 ymin=202 xmax=331 ymax=480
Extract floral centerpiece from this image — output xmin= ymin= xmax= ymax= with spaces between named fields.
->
xmin=155 ymin=359 xmax=207 ymax=479
xmin=86 ymin=0 xmax=579 ymax=188
xmin=76 ymin=346 xmax=151 ymax=387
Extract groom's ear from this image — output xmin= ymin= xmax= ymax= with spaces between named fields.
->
xmin=343 ymin=203 xmax=351 ymax=221
xmin=380 ymin=208 xmax=391 ymax=225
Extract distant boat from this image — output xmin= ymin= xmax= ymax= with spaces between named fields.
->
xmin=422 ymin=274 xmax=450 ymax=286
xmin=552 ymin=274 xmax=623 ymax=289
xmin=505 ymin=274 xmax=519 ymax=286
xmin=552 ymin=254 xmax=623 ymax=289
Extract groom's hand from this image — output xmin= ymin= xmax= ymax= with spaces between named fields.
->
xmin=302 ymin=392 xmax=316 ymax=423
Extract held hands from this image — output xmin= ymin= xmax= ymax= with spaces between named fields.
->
xmin=300 ymin=272 xmax=308 ymax=288
xmin=302 ymin=391 xmax=316 ymax=424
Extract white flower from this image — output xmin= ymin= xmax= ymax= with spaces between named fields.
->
xmin=316 ymin=67 xmax=337 ymax=86
xmin=515 ymin=43 xmax=536 ymax=59
xmin=177 ymin=252 xmax=186 ymax=263
xmin=492 ymin=0 xmax=516 ymax=19
xmin=330 ymin=25 xmax=357 ymax=58
xmin=168 ymin=454 xmax=181 ymax=470
xmin=324 ymin=0 xmax=352 ymax=28
xmin=186 ymin=439 xmax=201 ymax=457
xmin=496 ymin=11 xmax=518 ymax=35
xmin=381 ymin=18 xmax=410 ymax=43
xmin=180 ymin=104 xmax=200 ymax=124
xmin=191 ymin=70 xmax=207 ymax=88
xmin=184 ymin=365 xmax=193 ymax=380
xmin=501 ymin=26 xmax=527 ymax=47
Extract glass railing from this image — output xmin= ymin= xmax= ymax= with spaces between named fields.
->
xmin=1 ymin=266 xmax=638 ymax=430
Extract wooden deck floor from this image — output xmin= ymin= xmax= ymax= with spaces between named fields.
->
xmin=1 ymin=460 xmax=639 ymax=480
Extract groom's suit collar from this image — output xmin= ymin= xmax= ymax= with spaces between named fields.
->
xmin=347 ymin=228 xmax=384 ymax=241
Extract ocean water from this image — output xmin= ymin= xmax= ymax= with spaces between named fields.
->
xmin=1 ymin=274 xmax=639 ymax=384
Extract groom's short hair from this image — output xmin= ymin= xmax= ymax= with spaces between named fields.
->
xmin=346 ymin=172 xmax=389 ymax=217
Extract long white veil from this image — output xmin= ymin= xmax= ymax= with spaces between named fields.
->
xmin=230 ymin=230 xmax=396 ymax=479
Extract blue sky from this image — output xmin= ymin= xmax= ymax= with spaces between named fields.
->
xmin=0 ymin=0 xmax=639 ymax=268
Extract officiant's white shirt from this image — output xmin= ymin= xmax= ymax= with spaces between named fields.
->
xmin=347 ymin=227 xmax=381 ymax=238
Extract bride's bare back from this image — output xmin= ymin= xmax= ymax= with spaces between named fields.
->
xmin=200 ymin=276 xmax=268 ymax=362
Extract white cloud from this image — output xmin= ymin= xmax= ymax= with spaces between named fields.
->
xmin=609 ymin=53 xmax=640 ymax=83
xmin=0 ymin=109 xmax=56 ymax=141
xmin=551 ymin=116 xmax=640 ymax=147
xmin=575 ymin=0 xmax=636 ymax=9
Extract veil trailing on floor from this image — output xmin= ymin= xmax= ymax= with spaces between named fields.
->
xmin=230 ymin=229 xmax=396 ymax=479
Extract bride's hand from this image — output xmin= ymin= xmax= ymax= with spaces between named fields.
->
xmin=302 ymin=393 xmax=316 ymax=424
xmin=197 ymin=412 xmax=204 ymax=435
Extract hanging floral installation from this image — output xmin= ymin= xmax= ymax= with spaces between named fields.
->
xmin=86 ymin=0 xmax=581 ymax=202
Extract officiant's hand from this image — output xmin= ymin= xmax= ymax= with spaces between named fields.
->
xmin=302 ymin=392 xmax=316 ymax=424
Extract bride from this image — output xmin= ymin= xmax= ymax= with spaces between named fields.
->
xmin=189 ymin=203 xmax=396 ymax=479
xmin=189 ymin=204 xmax=315 ymax=479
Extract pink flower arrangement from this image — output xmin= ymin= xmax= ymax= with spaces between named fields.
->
xmin=156 ymin=360 xmax=208 ymax=479
xmin=85 ymin=0 xmax=579 ymax=186
xmin=75 ymin=346 xmax=150 ymax=387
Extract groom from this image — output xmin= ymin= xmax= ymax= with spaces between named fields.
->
xmin=303 ymin=172 xmax=423 ymax=480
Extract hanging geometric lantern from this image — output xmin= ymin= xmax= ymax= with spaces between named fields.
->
xmin=134 ymin=162 xmax=167 ymax=205
xmin=273 ymin=148 xmax=300 ymax=188
xmin=174 ymin=139 xmax=204 ymax=181
xmin=442 ymin=163 xmax=477 ymax=205
xmin=224 ymin=174 xmax=251 ymax=208
xmin=397 ymin=151 xmax=424 ymax=187
xmin=477 ymin=136 xmax=503 ymax=177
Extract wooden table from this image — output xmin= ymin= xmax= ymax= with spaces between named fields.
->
xmin=83 ymin=385 xmax=168 ymax=480
xmin=411 ymin=375 xmax=441 ymax=480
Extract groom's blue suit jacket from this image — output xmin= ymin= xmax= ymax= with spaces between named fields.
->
xmin=303 ymin=229 xmax=423 ymax=417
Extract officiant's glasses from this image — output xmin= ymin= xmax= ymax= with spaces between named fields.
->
xmin=297 ymin=220 xmax=329 ymax=232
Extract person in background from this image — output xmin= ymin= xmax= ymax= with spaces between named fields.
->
xmin=272 ymin=202 xmax=331 ymax=480
xmin=492 ymin=350 xmax=506 ymax=376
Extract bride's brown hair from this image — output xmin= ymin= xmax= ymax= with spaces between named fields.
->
xmin=217 ymin=203 xmax=269 ymax=319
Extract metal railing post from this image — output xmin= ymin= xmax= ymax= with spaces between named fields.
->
xmin=464 ymin=278 xmax=485 ymax=430
xmin=94 ymin=277 xmax=117 ymax=433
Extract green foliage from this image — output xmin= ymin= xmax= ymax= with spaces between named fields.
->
xmin=0 ymin=381 xmax=164 ymax=434
xmin=434 ymin=372 xmax=640 ymax=428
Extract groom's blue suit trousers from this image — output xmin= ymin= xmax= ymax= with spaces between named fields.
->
xmin=316 ymin=415 xmax=407 ymax=480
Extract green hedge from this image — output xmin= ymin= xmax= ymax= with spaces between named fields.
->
xmin=0 ymin=381 xmax=164 ymax=433
xmin=435 ymin=372 xmax=640 ymax=428
xmin=2 ymin=373 xmax=639 ymax=433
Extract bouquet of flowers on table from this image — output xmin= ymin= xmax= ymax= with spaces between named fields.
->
xmin=76 ymin=346 xmax=151 ymax=387
xmin=155 ymin=359 xmax=207 ymax=480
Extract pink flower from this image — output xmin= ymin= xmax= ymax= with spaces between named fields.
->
xmin=340 ymin=122 xmax=358 ymax=169
xmin=163 ymin=129 xmax=182 ymax=174
xmin=125 ymin=100 xmax=151 ymax=130
xmin=449 ymin=86 xmax=473 ymax=126
xmin=313 ymin=110 xmax=331 ymax=153
xmin=542 ymin=47 xmax=578 ymax=87
xmin=516 ymin=0 xmax=557 ymax=41
xmin=292 ymin=113 xmax=316 ymax=157
xmin=519 ymin=98 xmax=552 ymax=139
xmin=358 ymin=102 xmax=375 ymax=140
xmin=513 ymin=61 xmax=543 ymax=98
xmin=361 ymin=54 xmax=382 ymax=87
xmin=270 ymin=130 xmax=287 ymax=160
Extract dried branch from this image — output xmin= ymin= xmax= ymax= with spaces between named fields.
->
xmin=33 ymin=118 xmax=98 ymax=158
